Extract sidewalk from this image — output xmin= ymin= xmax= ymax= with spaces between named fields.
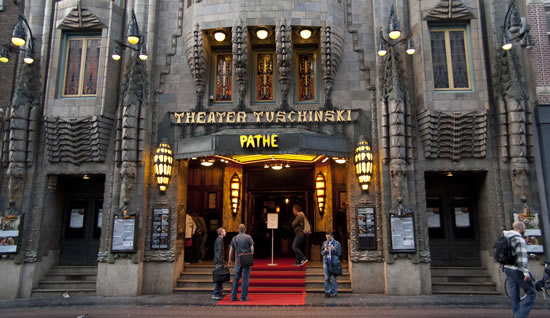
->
xmin=0 ymin=292 xmax=549 ymax=310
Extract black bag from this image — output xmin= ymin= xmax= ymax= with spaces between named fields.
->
xmin=493 ymin=236 xmax=516 ymax=265
xmin=238 ymin=252 xmax=254 ymax=267
xmin=330 ymin=262 xmax=343 ymax=276
xmin=213 ymin=266 xmax=230 ymax=283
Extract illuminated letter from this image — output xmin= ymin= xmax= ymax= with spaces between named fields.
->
xmin=265 ymin=112 xmax=275 ymax=122
xmin=240 ymin=135 xmax=247 ymax=148
xmin=314 ymin=110 xmax=323 ymax=122
xmin=246 ymin=135 xmax=255 ymax=148
xmin=174 ymin=112 xmax=185 ymax=124
xmin=298 ymin=111 xmax=307 ymax=122
xmin=308 ymin=110 xmax=313 ymax=122
xmin=227 ymin=112 xmax=236 ymax=123
xmin=325 ymin=110 xmax=335 ymax=122
xmin=288 ymin=111 xmax=296 ymax=122
xmin=253 ymin=112 xmax=264 ymax=123
xmin=347 ymin=109 xmax=352 ymax=121
xmin=276 ymin=111 xmax=286 ymax=122
xmin=336 ymin=110 xmax=345 ymax=121
xmin=271 ymin=134 xmax=278 ymax=147
xmin=237 ymin=112 xmax=247 ymax=123
xmin=197 ymin=112 xmax=206 ymax=124
xmin=207 ymin=112 xmax=216 ymax=123
xmin=185 ymin=112 xmax=196 ymax=124
xmin=254 ymin=135 xmax=263 ymax=147
xmin=216 ymin=112 xmax=226 ymax=122
xmin=263 ymin=135 xmax=270 ymax=147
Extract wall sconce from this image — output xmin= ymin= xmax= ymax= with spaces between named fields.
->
xmin=315 ymin=172 xmax=326 ymax=215
xmin=154 ymin=140 xmax=173 ymax=193
xmin=256 ymin=28 xmax=269 ymax=40
xmin=501 ymin=0 xmax=534 ymax=50
xmin=299 ymin=28 xmax=312 ymax=40
xmin=354 ymin=138 xmax=373 ymax=192
xmin=230 ymin=173 xmax=241 ymax=214
xmin=214 ymin=31 xmax=226 ymax=42
xmin=111 ymin=9 xmax=148 ymax=61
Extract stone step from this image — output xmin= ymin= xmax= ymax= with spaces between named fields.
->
xmin=48 ymin=266 xmax=98 ymax=275
xmin=432 ymin=275 xmax=493 ymax=283
xmin=31 ymin=289 xmax=96 ymax=298
xmin=431 ymin=266 xmax=489 ymax=276
xmin=432 ymin=290 xmax=502 ymax=295
xmin=38 ymin=281 xmax=97 ymax=290
xmin=44 ymin=273 xmax=97 ymax=281
xmin=432 ymin=282 xmax=498 ymax=293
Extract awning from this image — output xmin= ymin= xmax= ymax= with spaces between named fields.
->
xmin=174 ymin=128 xmax=351 ymax=159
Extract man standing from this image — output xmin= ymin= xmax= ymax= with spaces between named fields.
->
xmin=321 ymin=231 xmax=342 ymax=297
xmin=291 ymin=205 xmax=308 ymax=266
xmin=503 ymin=221 xmax=536 ymax=318
xmin=228 ymin=224 xmax=254 ymax=301
xmin=212 ymin=227 xmax=226 ymax=300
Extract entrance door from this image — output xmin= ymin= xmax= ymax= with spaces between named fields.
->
xmin=426 ymin=174 xmax=482 ymax=266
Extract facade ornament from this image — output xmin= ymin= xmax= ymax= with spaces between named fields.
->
xmin=184 ymin=23 xmax=207 ymax=111
xmin=58 ymin=1 xmax=104 ymax=30
xmin=424 ymin=0 xmax=476 ymax=21
xmin=276 ymin=18 xmax=292 ymax=110
xmin=232 ymin=19 xmax=248 ymax=111
xmin=2 ymin=63 xmax=41 ymax=215
xmin=417 ymin=109 xmax=487 ymax=161
xmin=321 ymin=23 xmax=344 ymax=109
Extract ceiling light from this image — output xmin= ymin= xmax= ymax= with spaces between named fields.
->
xmin=264 ymin=163 xmax=270 ymax=168
xmin=201 ymin=158 xmax=215 ymax=166
xmin=256 ymin=29 xmax=268 ymax=40
xmin=214 ymin=31 xmax=226 ymax=42
xmin=271 ymin=162 xmax=283 ymax=170
xmin=321 ymin=157 xmax=329 ymax=163
xmin=299 ymin=29 xmax=312 ymax=39
xmin=334 ymin=157 xmax=346 ymax=164
xmin=83 ymin=174 xmax=90 ymax=180
xmin=446 ymin=171 xmax=453 ymax=177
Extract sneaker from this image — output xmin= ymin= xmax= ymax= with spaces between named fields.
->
xmin=212 ymin=295 xmax=223 ymax=300
xmin=293 ymin=263 xmax=301 ymax=266
xmin=300 ymin=259 xmax=309 ymax=266
xmin=324 ymin=293 xmax=331 ymax=298
xmin=230 ymin=298 xmax=238 ymax=302
xmin=240 ymin=297 xmax=250 ymax=301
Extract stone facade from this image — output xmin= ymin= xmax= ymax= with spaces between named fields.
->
xmin=0 ymin=0 xmax=548 ymax=299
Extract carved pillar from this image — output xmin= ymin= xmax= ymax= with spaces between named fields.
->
xmin=2 ymin=63 xmax=41 ymax=215
xmin=232 ymin=19 xmax=248 ymax=111
xmin=184 ymin=23 xmax=206 ymax=111
xmin=321 ymin=22 xmax=344 ymax=109
xmin=276 ymin=18 xmax=291 ymax=110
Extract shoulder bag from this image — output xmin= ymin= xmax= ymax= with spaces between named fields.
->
xmin=212 ymin=266 xmax=230 ymax=283
xmin=238 ymin=252 xmax=254 ymax=267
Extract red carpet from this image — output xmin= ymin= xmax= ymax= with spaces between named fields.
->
xmin=217 ymin=258 xmax=307 ymax=306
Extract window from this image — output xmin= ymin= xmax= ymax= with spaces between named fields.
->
xmin=253 ymin=51 xmax=275 ymax=103
xmin=546 ymin=6 xmax=550 ymax=44
xmin=62 ymin=37 xmax=100 ymax=97
xmin=295 ymin=51 xmax=318 ymax=103
xmin=430 ymin=28 xmax=471 ymax=90
xmin=212 ymin=52 xmax=232 ymax=103
xmin=0 ymin=0 xmax=4 ymax=11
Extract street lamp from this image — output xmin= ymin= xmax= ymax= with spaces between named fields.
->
xmin=1 ymin=13 xmax=35 ymax=65
xmin=501 ymin=0 xmax=534 ymax=50
xmin=112 ymin=9 xmax=148 ymax=61
xmin=377 ymin=5 xmax=415 ymax=57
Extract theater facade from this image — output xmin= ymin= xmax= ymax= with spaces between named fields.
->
xmin=0 ymin=0 xmax=549 ymax=299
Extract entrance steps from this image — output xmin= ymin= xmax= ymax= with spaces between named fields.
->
xmin=31 ymin=265 xmax=97 ymax=298
xmin=431 ymin=266 xmax=500 ymax=295
xmin=174 ymin=260 xmax=352 ymax=294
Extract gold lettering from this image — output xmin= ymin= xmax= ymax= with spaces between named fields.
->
xmin=287 ymin=111 xmax=296 ymax=122
xmin=216 ymin=112 xmax=226 ymax=122
xmin=197 ymin=112 xmax=206 ymax=124
xmin=246 ymin=135 xmax=255 ymax=148
xmin=207 ymin=112 xmax=216 ymax=123
xmin=266 ymin=112 xmax=275 ymax=122
xmin=336 ymin=110 xmax=345 ymax=121
xmin=262 ymin=135 xmax=270 ymax=147
xmin=227 ymin=112 xmax=235 ymax=123
xmin=314 ymin=110 xmax=323 ymax=122
xmin=237 ymin=112 xmax=247 ymax=123
xmin=347 ymin=109 xmax=352 ymax=121
xmin=185 ymin=112 xmax=196 ymax=124
xmin=298 ymin=111 xmax=307 ymax=122
xmin=254 ymin=135 xmax=263 ymax=147
xmin=325 ymin=110 xmax=335 ymax=122
xmin=240 ymin=135 xmax=247 ymax=148
xmin=308 ymin=110 xmax=313 ymax=122
xmin=175 ymin=112 xmax=185 ymax=124
xmin=276 ymin=111 xmax=286 ymax=122
xmin=271 ymin=134 xmax=278 ymax=147
xmin=253 ymin=112 xmax=264 ymax=123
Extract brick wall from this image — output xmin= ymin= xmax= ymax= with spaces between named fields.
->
xmin=0 ymin=0 xmax=19 ymax=110
xmin=528 ymin=2 xmax=550 ymax=104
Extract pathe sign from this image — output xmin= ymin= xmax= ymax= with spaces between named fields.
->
xmin=240 ymin=134 xmax=278 ymax=148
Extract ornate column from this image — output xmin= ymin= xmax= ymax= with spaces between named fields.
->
xmin=184 ymin=23 xmax=207 ymax=112
xmin=275 ymin=18 xmax=291 ymax=110
xmin=232 ymin=19 xmax=248 ymax=111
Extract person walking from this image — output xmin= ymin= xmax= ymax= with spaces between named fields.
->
xmin=321 ymin=231 xmax=341 ymax=297
xmin=291 ymin=204 xmax=308 ymax=266
xmin=228 ymin=224 xmax=254 ymax=301
xmin=503 ymin=221 xmax=536 ymax=318
xmin=212 ymin=227 xmax=226 ymax=300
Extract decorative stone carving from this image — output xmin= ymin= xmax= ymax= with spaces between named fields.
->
xmin=58 ymin=1 xmax=104 ymax=29
xmin=232 ymin=19 xmax=248 ymax=111
xmin=45 ymin=116 xmax=113 ymax=164
xmin=156 ymin=0 xmax=184 ymax=95
xmin=417 ymin=109 xmax=487 ymax=161
xmin=321 ymin=23 xmax=344 ymax=109
xmin=184 ymin=23 xmax=207 ymax=111
xmin=424 ymin=0 xmax=476 ymax=21
xmin=276 ymin=18 xmax=292 ymax=110
xmin=2 ymin=62 xmax=41 ymax=215
xmin=345 ymin=0 xmax=371 ymax=87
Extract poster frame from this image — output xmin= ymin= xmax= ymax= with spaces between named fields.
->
xmin=389 ymin=213 xmax=416 ymax=253
xmin=151 ymin=207 xmax=171 ymax=250
xmin=111 ymin=215 xmax=137 ymax=253
xmin=356 ymin=205 xmax=377 ymax=250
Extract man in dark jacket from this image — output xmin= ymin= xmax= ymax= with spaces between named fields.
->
xmin=212 ymin=227 xmax=226 ymax=300
xmin=321 ymin=231 xmax=342 ymax=297
xmin=291 ymin=204 xmax=307 ymax=266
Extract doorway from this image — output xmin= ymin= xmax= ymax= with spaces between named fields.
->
xmin=425 ymin=173 xmax=483 ymax=266
xmin=58 ymin=175 xmax=104 ymax=266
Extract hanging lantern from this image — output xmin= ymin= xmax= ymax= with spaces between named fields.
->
xmin=154 ymin=140 xmax=173 ymax=193
xmin=315 ymin=172 xmax=326 ymax=215
xmin=230 ymin=173 xmax=241 ymax=214
xmin=354 ymin=138 xmax=373 ymax=192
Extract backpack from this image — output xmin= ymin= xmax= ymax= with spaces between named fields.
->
xmin=301 ymin=212 xmax=312 ymax=235
xmin=493 ymin=235 xmax=516 ymax=265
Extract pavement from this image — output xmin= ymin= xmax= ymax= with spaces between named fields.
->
xmin=0 ymin=292 xmax=549 ymax=317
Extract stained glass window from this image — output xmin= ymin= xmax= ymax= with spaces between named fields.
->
xmin=297 ymin=53 xmax=316 ymax=102
xmin=63 ymin=37 xmax=101 ymax=97
xmin=255 ymin=53 xmax=274 ymax=102
xmin=430 ymin=28 xmax=471 ymax=90
xmin=214 ymin=54 xmax=232 ymax=102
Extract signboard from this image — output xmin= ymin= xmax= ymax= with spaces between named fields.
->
xmin=267 ymin=213 xmax=278 ymax=229
xmin=69 ymin=208 xmax=85 ymax=228
xmin=454 ymin=207 xmax=471 ymax=228
xmin=111 ymin=216 xmax=136 ymax=253
xmin=514 ymin=212 xmax=544 ymax=254
xmin=356 ymin=206 xmax=376 ymax=250
xmin=152 ymin=208 xmax=170 ymax=250
xmin=0 ymin=215 xmax=21 ymax=254
xmin=390 ymin=214 xmax=416 ymax=253
xmin=426 ymin=207 xmax=441 ymax=228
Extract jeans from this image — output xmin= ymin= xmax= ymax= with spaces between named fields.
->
xmin=323 ymin=261 xmax=338 ymax=295
xmin=504 ymin=268 xmax=536 ymax=318
xmin=230 ymin=263 xmax=251 ymax=300
xmin=292 ymin=232 xmax=306 ymax=264
xmin=213 ymin=263 xmax=224 ymax=297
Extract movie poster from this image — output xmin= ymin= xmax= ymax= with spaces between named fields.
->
xmin=0 ymin=215 xmax=21 ymax=254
